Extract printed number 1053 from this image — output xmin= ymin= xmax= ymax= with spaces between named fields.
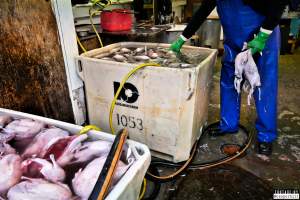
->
xmin=116 ymin=114 xmax=143 ymax=131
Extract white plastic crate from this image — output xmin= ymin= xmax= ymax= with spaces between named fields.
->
xmin=0 ymin=108 xmax=151 ymax=200
xmin=76 ymin=42 xmax=218 ymax=162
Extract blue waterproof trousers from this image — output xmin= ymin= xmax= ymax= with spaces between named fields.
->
xmin=216 ymin=0 xmax=280 ymax=142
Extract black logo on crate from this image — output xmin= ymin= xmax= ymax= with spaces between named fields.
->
xmin=113 ymin=82 xmax=139 ymax=109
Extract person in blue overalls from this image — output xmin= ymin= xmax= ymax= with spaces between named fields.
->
xmin=171 ymin=0 xmax=288 ymax=156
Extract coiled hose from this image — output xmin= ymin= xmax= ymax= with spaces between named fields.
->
xmin=145 ymin=122 xmax=253 ymax=183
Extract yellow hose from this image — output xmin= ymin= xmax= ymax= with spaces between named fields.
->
xmin=89 ymin=9 xmax=104 ymax=48
xmin=78 ymin=0 xmax=109 ymax=53
xmin=146 ymin=138 xmax=197 ymax=180
xmin=107 ymin=63 xmax=157 ymax=198
xmin=138 ymin=179 xmax=147 ymax=200
xmin=109 ymin=63 xmax=160 ymax=134
xmin=76 ymin=35 xmax=87 ymax=53
xmin=79 ymin=125 xmax=101 ymax=135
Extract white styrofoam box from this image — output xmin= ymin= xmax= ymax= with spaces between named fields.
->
xmin=0 ymin=108 xmax=151 ymax=200
xmin=76 ymin=42 xmax=218 ymax=162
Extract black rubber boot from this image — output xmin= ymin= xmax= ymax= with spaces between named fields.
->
xmin=257 ymin=142 xmax=273 ymax=156
xmin=207 ymin=126 xmax=238 ymax=137
xmin=207 ymin=126 xmax=225 ymax=137
xmin=205 ymin=122 xmax=240 ymax=137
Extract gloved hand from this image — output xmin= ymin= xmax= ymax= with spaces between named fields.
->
xmin=170 ymin=36 xmax=186 ymax=53
xmin=247 ymin=30 xmax=271 ymax=55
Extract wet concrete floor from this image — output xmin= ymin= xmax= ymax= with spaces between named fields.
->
xmin=144 ymin=48 xmax=300 ymax=200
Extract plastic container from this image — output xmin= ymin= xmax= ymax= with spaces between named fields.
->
xmin=101 ymin=9 xmax=132 ymax=32
xmin=0 ymin=108 xmax=151 ymax=200
xmin=76 ymin=42 xmax=218 ymax=162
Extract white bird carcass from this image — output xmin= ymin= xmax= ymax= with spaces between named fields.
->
xmin=4 ymin=119 xmax=46 ymax=151
xmin=21 ymin=154 xmax=66 ymax=182
xmin=72 ymin=156 xmax=130 ymax=200
xmin=7 ymin=178 xmax=73 ymax=200
xmin=22 ymin=128 xmax=69 ymax=159
xmin=0 ymin=154 xmax=22 ymax=196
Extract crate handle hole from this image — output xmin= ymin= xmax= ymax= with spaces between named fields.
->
xmin=135 ymin=146 xmax=144 ymax=156
xmin=78 ymin=60 xmax=83 ymax=72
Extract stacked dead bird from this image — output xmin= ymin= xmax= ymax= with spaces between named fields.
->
xmin=0 ymin=115 xmax=134 ymax=200
xmin=99 ymin=46 xmax=196 ymax=68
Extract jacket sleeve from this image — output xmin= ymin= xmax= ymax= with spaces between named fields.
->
xmin=261 ymin=0 xmax=289 ymax=31
xmin=182 ymin=0 xmax=216 ymax=39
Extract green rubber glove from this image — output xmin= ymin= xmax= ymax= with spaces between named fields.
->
xmin=248 ymin=31 xmax=271 ymax=55
xmin=170 ymin=36 xmax=186 ymax=53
